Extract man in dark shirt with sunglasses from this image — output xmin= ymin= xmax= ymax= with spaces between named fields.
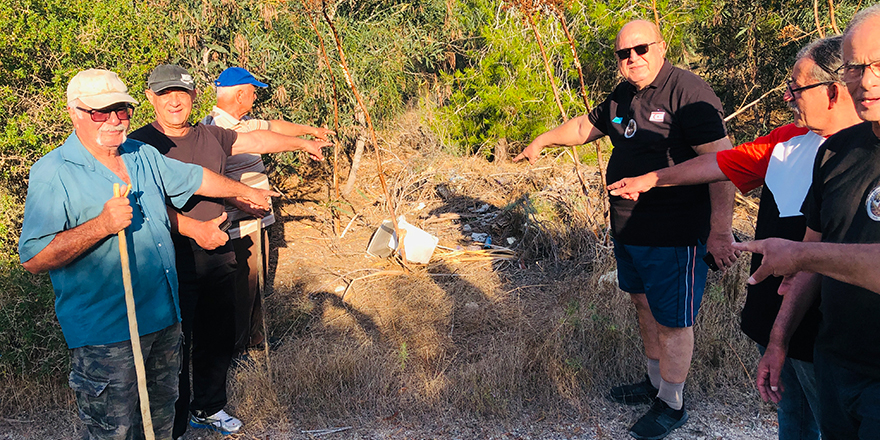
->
xmin=606 ymin=35 xmax=862 ymax=440
xmin=18 ymin=69 xmax=275 ymax=439
xmin=515 ymin=20 xmax=737 ymax=440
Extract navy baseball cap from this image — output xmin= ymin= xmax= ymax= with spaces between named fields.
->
xmin=214 ymin=67 xmax=268 ymax=88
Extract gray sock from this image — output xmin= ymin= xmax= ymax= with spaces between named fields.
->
xmin=657 ymin=379 xmax=684 ymax=410
xmin=647 ymin=359 xmax=661 ymax=389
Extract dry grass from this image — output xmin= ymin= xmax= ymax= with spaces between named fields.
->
xmin=1 ymin=111 xmax=766 ymax=437
xmin=216 ymin=111 xmax=765 ymax=433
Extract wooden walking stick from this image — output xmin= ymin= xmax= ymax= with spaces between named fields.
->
xmin=114 ymin=183 xmax=155 ymax=440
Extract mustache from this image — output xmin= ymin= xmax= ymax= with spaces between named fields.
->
xmin=99 ymin=124 xmax=127 ymax=133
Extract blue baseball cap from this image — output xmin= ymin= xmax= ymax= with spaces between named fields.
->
xmin=214 ymin=67 xmax=268 ymax=88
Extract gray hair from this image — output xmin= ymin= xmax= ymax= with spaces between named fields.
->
xmin=797 ymin=35 xmax=844 ymax=83
xmin=844 ymin=4 xmax=880 ymax=41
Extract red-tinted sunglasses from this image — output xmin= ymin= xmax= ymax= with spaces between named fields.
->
xmin=76 ymin=105 xmax=133 ymax=122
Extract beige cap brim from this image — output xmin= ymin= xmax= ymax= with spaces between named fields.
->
xmin=75 ymin=92 xmax=138 ymax=109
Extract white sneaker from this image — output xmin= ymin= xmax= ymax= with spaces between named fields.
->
xmin=188 ymin=409 xmax=242 ymax=434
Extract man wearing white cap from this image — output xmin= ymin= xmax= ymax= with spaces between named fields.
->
xmin=18 ymin=69 xmax=276 ymax=439
xmin=202 ymin=66 xmax=334 ymax=355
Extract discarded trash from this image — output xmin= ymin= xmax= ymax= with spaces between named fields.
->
xmin=506 ymin=237 xmax=516 ymax=245
xmin=472 ymin=203 xmax=490 ymax=213
xmin=462 ymin=224 xmax=473 ymax=233
xmin=366 ymin=216 xmax=439 ymax=264
xmin=483 ymin=236 xmax=492 ymax=248
xmin=366 ymin=220 xmax=396 ymax=258
xmin=398 ymin=216 xmax=439 ymax=264
xmin=470 ymin=232 xmax=489 ymax=243
xmin=599 ymin=270 xmax=618 ymax=286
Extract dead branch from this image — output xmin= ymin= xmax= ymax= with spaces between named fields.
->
xmin=319 ymin=0 xmax=407 ymax=264
xmin=304 ymin=11 xmax=343 ymax=233
xmin=828 ymin=0 xmax=840 ymax=34
xmin=724 ymin=83 xmax=786 ymax=122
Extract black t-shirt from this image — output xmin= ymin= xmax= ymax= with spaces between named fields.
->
xmin=589 ymin=60 xmax=727 ymax=246
xmin=803 ymin=121 xmax=880 ymax=378
xmin=129 ymin=123 xmax=238 ymax=222
xmin=740 ymin=188 xmax=820 ymax=361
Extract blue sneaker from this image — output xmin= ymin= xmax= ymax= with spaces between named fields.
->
xmin=188 ymin=409 xmax=242 ymax=435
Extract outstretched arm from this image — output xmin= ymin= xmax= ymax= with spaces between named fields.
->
xmin=267 ymin=120 xmax=334 ymax=141
xmin=169 ymin=168 xmax=280 ymax=250
xmin=513 ymin=115 xmax=605 ymax=165
xmin=230 ymin=130 xmax=332 ymax=160
xmin=195 ymin=168 xmax=278 ymax=210
xmin=607 ymin=153 xmax=728 ymax=200
xmin=734 ymin=238 xmax=880 ymax=294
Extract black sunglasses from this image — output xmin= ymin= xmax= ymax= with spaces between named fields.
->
xmin=616 ymin=42 xmax=659 ymax=61
xmin=786 ymin=80 xmax=834 ymax=96
xmin=76 ymin=105 xmax=133 ymax=123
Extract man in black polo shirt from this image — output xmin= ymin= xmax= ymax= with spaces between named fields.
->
xmin=515 ymin=20 xmax=737 ymax=440
xmin=759 ymin=5 xmax=880 ymax=438
xmin=606 ymin=35 xmax=863 ymax=440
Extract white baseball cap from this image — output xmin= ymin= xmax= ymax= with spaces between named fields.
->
xmin=67 ymin=69 xmax=138 ymax=109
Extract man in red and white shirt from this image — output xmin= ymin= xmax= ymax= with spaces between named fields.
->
xmin=607 ymin=36 xmax=862 ymax=440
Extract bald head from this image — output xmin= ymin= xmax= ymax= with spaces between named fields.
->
xmin=616 ymin=20 xmax=664 ymax=48
xmin=215 ymin=84 xmax=258 ymax=120
xmin=615 ymin=20 xmax=667 ymax=90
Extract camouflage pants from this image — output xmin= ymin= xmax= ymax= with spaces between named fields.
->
xmin=69 ymin=323 xmax=181 ymax=440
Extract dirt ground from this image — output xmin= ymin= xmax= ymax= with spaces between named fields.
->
xmin=1 ymin=126 xmax=779 ymax=439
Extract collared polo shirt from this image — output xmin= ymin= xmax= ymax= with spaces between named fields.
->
xmin=18 ymin=133 xmax=203 ymax=348
xmin=201 ymin=106 xmax=275 ymax=235
xmin=589 ymin=60 xmax=727 ymax=246
xmin=202 ymin=106 xmax=269 ymax=179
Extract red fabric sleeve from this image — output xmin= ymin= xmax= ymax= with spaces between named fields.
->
xmin=716 ymin=124 xmax=810 ymax=193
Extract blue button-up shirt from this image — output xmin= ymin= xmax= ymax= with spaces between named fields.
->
xmin=19 ymin=133 xmax=203 ymax=348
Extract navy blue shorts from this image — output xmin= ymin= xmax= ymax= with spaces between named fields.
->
xmin=613 ymin=240 xmax=709 ymax=328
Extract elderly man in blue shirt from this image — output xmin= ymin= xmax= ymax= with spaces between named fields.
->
xmin=18 ymin=69 xmax=277 ymax=440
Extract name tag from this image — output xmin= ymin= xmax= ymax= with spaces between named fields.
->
xmin=612 ymin=116 xmax=623 ymax=124
xmin=649 ymin=111 xmax=665 ymax=122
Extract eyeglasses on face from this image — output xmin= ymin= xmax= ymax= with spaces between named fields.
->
xmin=615 ymin=42 xmax=659 ymax=61
xmin=75 ymin=105 xmax=133 ymax=122
xmin=836 ymin=59 xmax=880 ymax=83
xmin=786 ymin=80 xmax=834 ymax=97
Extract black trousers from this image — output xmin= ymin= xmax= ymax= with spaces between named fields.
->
xmin=172 ymin=236 xmax=237 ymax=438
xmin=231 ymin=226 xmax=267 ymax=354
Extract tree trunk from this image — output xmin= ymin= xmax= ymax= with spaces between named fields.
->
xmin=342 ymin=135 xmax=366 ymax=197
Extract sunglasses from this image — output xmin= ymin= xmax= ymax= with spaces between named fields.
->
xmin=76 ymin=105 xmax=133 ymax=122
xmin=616 ymin=42 xmax=659 ymax=61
